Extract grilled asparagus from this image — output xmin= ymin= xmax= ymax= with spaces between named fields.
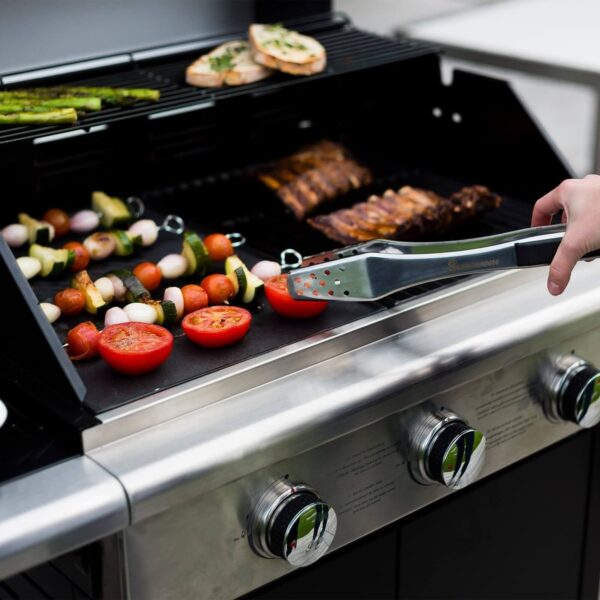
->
xmin=0 ymin=109 xmax=78 ymax=124
xmin=0 ymin=97 xmax=101 ymax=112
xmin=0 ymin=87 xmax=160 ymax=105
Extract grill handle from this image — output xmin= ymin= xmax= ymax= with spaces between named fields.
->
xmin=289 ymin=225 xmax=600 ymax=301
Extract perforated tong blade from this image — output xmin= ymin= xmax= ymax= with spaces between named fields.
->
xmin=287 ymin=225 xmax=600 ymax=301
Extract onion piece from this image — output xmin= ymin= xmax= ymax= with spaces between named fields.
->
xmin=107 ymin=274 xmax=127 ymax=302
xmin=128 ymin=219 xmax=159 ymax=247
xmin=2 ymin=223 xmax=28 ymax=248
xmin=17 ymin=256 xmax=42 ymax=280
xmin=158 ymin=254 xmax=188 ymax=279
xmin=105 ymin=307 xmax=130 ymax=327
xmin=84 ymin=232 xmax=116 ymax=261
xmin=164 ymin=287 xmax=184 ymax=319
xmin=250 ymin=260 xmax=282 ymax=281
xmin=123 ymin=302 xmax=157 ymax=323
xmin=40 ymin=302 xmax=61 ymax=323
xmin=95 ymin=276 xmax=115 ymax=303
xmin=70 ymin=209 xmax=100 ymax=233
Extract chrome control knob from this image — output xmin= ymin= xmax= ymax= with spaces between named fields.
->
xmin=249 ymin=480 xmax=337 ymax=567
xmin=542 ymin=355 xmax=600 ymax=428
xmin=409 ymin=408 xmax=486 ymax=489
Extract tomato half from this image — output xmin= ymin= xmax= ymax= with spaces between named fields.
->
xmin=63 ymin=241 xmax=90 ymax=272
xmin=133 ymin=262 xmax=162 ymax=292
xmin=264 ymin=274 xmax=328 ymax=319
xmin=67 ymin=321 xmax=99 ymax=361
xmin=182 ymin=306 xmax=251 ymax=348
xmin=98 ymin=322 xmax=173 ymax=375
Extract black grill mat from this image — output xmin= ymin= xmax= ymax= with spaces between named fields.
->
xmin=20 ymin=207 xmax=383 ymax=415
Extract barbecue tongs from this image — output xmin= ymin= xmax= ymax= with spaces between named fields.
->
xmin=288 ymin=224 xmax=600 ymax=301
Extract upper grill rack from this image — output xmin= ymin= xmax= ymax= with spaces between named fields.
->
xmin=0 ymin=14 xmax=436 ymax=145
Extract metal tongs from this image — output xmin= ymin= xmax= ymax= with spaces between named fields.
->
xmin=288 ymin=224 xmax=600 ymax=301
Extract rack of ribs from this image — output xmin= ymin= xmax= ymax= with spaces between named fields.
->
xmin=307 ymin=185 xmax=502 ymax=245
xmin=256 ymin=140 xmax=373 ymax=220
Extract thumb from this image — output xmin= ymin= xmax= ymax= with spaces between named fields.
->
xmin=547 ymin=231 xmax=583 ymax=295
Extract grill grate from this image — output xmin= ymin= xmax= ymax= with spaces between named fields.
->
xmin=0 ymin=17 xmax=436 ymax=146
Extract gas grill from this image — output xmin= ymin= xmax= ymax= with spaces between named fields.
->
xmin=1 ymin=4 xmax=600 ymax=600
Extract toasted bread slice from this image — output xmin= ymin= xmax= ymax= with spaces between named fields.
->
xmin=186 ymin=40 xmax=273 ymax=88
xmin=249 ymin=24 xmax=326 ymax=76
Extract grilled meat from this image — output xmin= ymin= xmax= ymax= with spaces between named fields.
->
xmin=308 ymin=185 xmax=502 ymax=245
xmin=256 ymin=141 xmax=372 ymax=220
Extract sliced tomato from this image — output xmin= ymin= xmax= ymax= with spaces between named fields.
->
xmin=264 ymin=274 xmax=328 ymax=319
xmin=98 ymin=322 xmax=173 ymax=375
xmin=67 ymin=321 xmax=99 ymax=361
xmin=63 ymin=241 xmax=90 ymax=272
xmin=182 ymin=306 xmax=251 ymax=348
xmin=133 ymin=262 xmax=162 ymax=292
xmin=204 ymin=233 xmax=234 ymax=262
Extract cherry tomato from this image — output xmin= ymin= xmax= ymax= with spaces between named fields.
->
xmin=182 ymin=306 xmax=251 ymax=348
xmin=200 ymin=274 xmax=235 ymax=305
xmin=204 ymin=234 xmax=234 ymax=262
xmin=63 ymin=241 xmax=90 ymax=272
xmin=133 ymin=262 xmax=162 ymax=292
xmin=43 ymin=208 xmax=70 ymax=237
xmin=265 ymin=274 xmax=328 ymax=319
xmin=54 ymin=288 xmax=85 ymax=317
xmin=181 ymin=284 xmax=209 ymax=314
xmin=67 ymin=321 xmax=100 ymax=361
xmin=98 ymin=323 xmax=173 ymax=375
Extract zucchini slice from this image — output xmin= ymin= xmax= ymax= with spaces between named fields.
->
xmin=71 ymin=270 xmax=107 ymax=314
xmin=161 ymin=300 xmax=178 ymax=324
xmin=19 ymin=213 xmax=55 ymax=245
xmin=29 ymin=244 xmax=66 ymax=277
xmin=142 ymin=299 xmax=165 ymax=324
xmin=225 ymin=255 xmax=264 ymax=303
xmin=109 ymin=269 xmax=150 ymax=302
xmin=110 ymin=230 xmax=135 ymax=256
xmin=92 ymin=191 xmax=132 ymax=228
xmin=182 ymin=231 xmax=209 ymax=276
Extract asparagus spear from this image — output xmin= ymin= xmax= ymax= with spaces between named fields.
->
xmin=0 ymin=97 xmax=101 ymax=112
xmin=0 ymin=87 xmax=160 ymax=105
xmin=0 ymin=104 xmax=52 ymax=113
xmin=0 ymin=108 xmax=78 ymax=125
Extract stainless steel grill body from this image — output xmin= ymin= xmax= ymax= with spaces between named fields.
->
xmin=85 ymin=262 xmax=600 ymax=598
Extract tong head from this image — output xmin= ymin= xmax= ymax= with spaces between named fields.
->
xmin=288 ymin=252 xmax=391 ymax=301
xmin=299 ymin=239 xmax=403 ymax=267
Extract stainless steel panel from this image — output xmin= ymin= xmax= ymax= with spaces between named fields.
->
xmin=90 ymin=262 xmax=600 ymax=524
xmin=120 ymin=344 xmax=585 ymax=599
xmin=0 ymin=457 xmax=128 ymax=581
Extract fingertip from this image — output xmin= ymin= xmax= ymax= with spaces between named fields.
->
xmin=548 ymin=280 xmax=563 ymax=295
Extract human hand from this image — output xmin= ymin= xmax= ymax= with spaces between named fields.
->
xmin=531 ymin=174 xmax=600 ymax=295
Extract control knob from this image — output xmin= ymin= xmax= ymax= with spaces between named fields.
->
xmin=541 ymin=355 xmax=600 ymax=428
xmin=249 ymin=480 xmax=337 ymax=567
xmin=409 ymin=408 xmax=486 ymax=489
